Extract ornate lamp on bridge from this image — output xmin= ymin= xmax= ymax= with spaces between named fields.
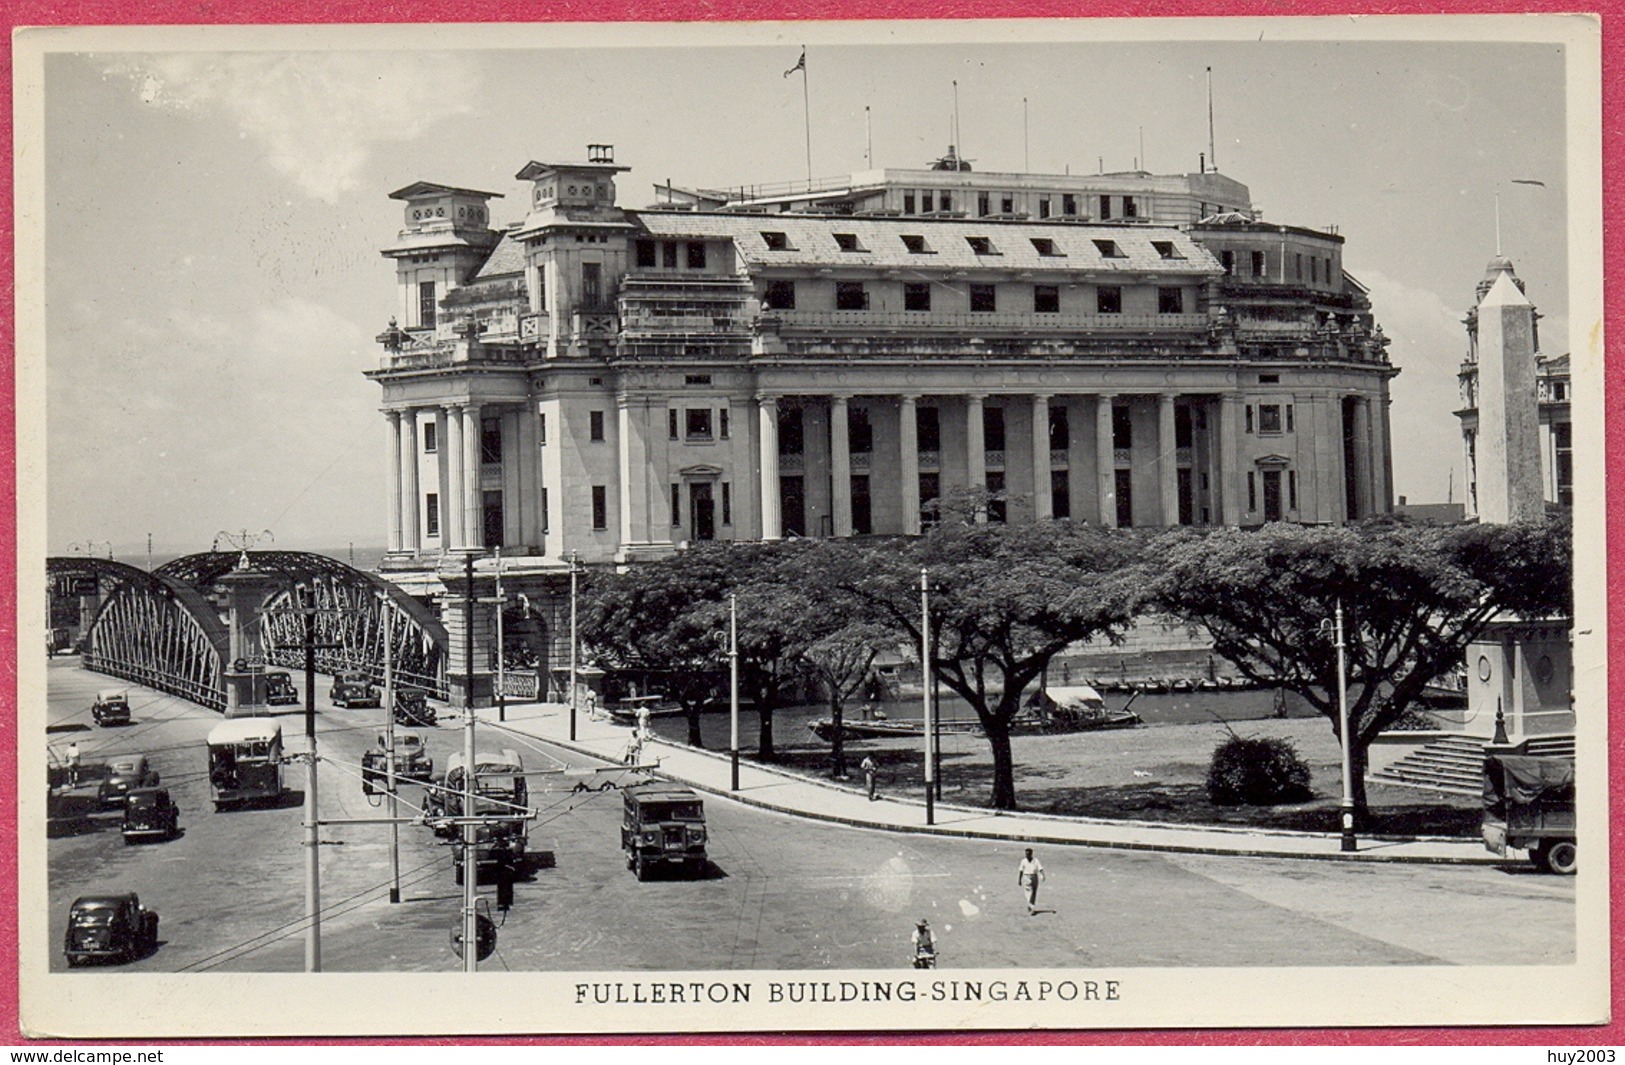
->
xmin=213 ymin=530 xmax=277 ymax=718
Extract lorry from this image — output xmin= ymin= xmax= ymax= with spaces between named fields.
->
xmin=1482 ymin=751 xmax=1576 ymax=875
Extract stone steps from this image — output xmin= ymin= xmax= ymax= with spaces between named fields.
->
xmin=1369 ymin=735 xmax=1489 ymax=797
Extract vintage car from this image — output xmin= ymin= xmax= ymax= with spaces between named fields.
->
xmin=329 ymin=671 xmax=380 ymax=709
xmin=63 ymin=893 xmax=159 ymax=966
xmin=121 ymin=787 xmax=180 ymax=843
xmin=264 ymin=671 xmax=299 ymax=706
xmin=1483 ymin=752 xmax=1576 ymax=875
xmin=393 ymin=687 xmax=437 ymax=727
xmin=91 ymin=690 xmax=131 ymax=727
xmin=98 ymin=755 xmax=160 ymax=807
xmin=361 ymin=729 xmax=434 ymax=792
xmin=621 ymin=783 xmax=707 ymax=881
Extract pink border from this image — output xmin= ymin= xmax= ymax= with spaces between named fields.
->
xmin=1 ymin=1 xmax=1617 ymax=1046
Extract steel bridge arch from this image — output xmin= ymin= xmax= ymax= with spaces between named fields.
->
xmin=156 ymin=551 xmax=449 ymax=700
xmin=47 ymin=556 xmax=230 ymax=710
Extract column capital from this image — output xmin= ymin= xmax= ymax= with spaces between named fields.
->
xmin=383 ymin=408 xmax=404 ymax=424
xmin=1031 ymin=393 xmax=1052 ymax=403
xmin=756 ymin=393 xmax=780 ymax=406
xmin=899 ymin=393 xmax=920 ymax=405
xmin=829 ymin=393 xmax=851 ymax=406
xmin=1096 ymin=391 xmax=1120 ymax=401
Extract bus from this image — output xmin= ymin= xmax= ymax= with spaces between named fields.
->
xmin=207 ymin=717 xmax=284 ymax=810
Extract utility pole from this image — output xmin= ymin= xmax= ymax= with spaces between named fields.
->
xmin=495 ymin=548 xmax=507 ymax=723
xmin=146 ymin=533 xmax=152 ymax=572
xmin=729 ymin=593 xmax=740 ymax=792
xmin=569 ymin=550 xmax=581 ymax=741
xmin=920 ymin=568 xmax=934 ymax=826
xmin=460 ymin=549 xmax=479 ymax=973
xmin=381 ymin=597 xmax=401 ymax=903
xmin=299 ymin=587 xmax=321 ymax=972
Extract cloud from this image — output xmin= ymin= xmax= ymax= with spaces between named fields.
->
xmin=107 ymin=52 xmax=481 ymax=202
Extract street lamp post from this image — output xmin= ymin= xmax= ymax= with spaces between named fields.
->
xmin=495 ymin=548 xmax=507 ymax=724
xmin=1333 ymin=600 xmax=1357 ymax=853
xmin=729 ymin=593 xmax=740 ymax=792
xmin=920 ymin=568 xmax=934 ymax=826
xmin=460 ymin=549 xmax=479 ymax=973
xmin=380 ymin=596 xmax=401 ymax=904
xmin=569 ymin=550 xmax=581 ymax=741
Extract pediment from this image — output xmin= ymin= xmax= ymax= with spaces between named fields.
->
xmin=1254 ymin=454 xmax=1293 ymax=469
xmin=679 ymin=464 xmax=724 ymax=478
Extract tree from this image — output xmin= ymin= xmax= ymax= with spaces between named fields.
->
xmin=1152 ymin=515 xmax=1572 ymax=817
xmin=827 ymin=519 xmax=1147 ymax=810
xmin=795 ymin=619 xmax=896 ymax=779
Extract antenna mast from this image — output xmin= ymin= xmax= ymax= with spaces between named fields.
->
xmin=1207 ymin=66 xmax=1217 ymax=171
xmin=865 ymin=105 xmax=872 ymax=168
xmin=952 ymin=80 xmax=962 ymax=159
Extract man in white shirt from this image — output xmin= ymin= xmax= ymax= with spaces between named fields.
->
xmin=1017 ymin=848 xmax=1045 ymax=914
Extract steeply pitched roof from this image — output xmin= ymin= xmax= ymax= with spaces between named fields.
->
xmin=471 ymin=230 xmax=526 ymax=280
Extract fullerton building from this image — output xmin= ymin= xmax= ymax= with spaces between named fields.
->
xmin=370 ymin=145 xmax=1396 ymax=573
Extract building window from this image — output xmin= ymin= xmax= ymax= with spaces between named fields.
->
xmin=833 ymin=233 xmax=863 ymax=252
xmin=662 ymin=241 xmax=678 ymax=268
xmin=1152 ymin=241 xmax=1183 ymax=260
xmin=1112 ymin=404 xmax=1132 ymax=450
xmin=1252 ymin=250 xmax=1266 ymax=277
xmin=1220 ymin=250 xmax=1235 ymax=275
xmin=901 ymin=234 xmax=931 ymax=254
xmin=903 ymin=192 xmax=916 ymax=214
xmin=1158 ymin=287 xmax=1184 ymax=314
xmin=1098 ymin=195 xmax=1112 ymax=220
xmin=1555 ymin=420 xmax=1573 ymax=506
xmin=423 ymin=421 xmax=437 ymax=453
xmin=1245 ymin=405 xmax=1255 ymax=433
xmin=635 ymin=239 xmax=657 ymax=268
xmin=918 ymin=406 xmax=940 ymax=452
xmin=1123 ymin=196 xmax=1138 ymax=219
xmin=835 ymin=282 xmax=869 ymax=310
xmin=977 ymin=192 xmax=990 ymax=217
xmin=764 ymin=280 xmax=796 ymax=310
xmin=669 ymin=409 xmax=679 ymax=440
xmin=1175 ymin=404 xmax=1193 ymax=448
xmin=540 ymin=487 xmax=549 ymax=533
xmin=1324 ymin=258 xmax=1333 ymax=283
xmin=589 ymin=410 xmax=605 ymax=442
xmin=685 ymin=373 xmax=713 ymax=385
xmin=920 ymin=472 xmax=941 ymax=527
xmin=481 ymin=418 xmax=502 ymax=463
xmin=592 ymin=486 xmax=608 ymax=530
xmin=1310 ymin=257 xmax=1319 ymax=284
xmin=1259 ymin=373 xmax=1280 ymax=385
xmin=418 ymin=280 xmax=437 ymax=329
xmin=940 ymin=192 xmax=953 ymax=212
xmin=1034 ymin=285 xmax=1060 ymax=313
xmin=779 ymin=407 xmax=805 ymax=455
xmin=581 ymin=262 xmax=602 ymax=309
xmin=1031 ymin=237 xmax=1064 ymax=257
xmin=1062 ymin=193 xmax=1077 ymax=216
xmin=1115 ymin=469 xmax=1133 ymax=526
xmin=1285 ymin=404 xmax=1294 ymax=432
xmin=1049 ymin=406 xmax=1069 ymax=450
xmin=1092 ymin=239 xmax=1126 ymax=258
xmin=1052 ymin=469 xmax=1070 ymax=519
xmin=761 ymin=231 xmax=789 ymax=250
xmin=970 ymin=283 xmax=997 ymax=313
xmin=1288 ymin=470 xmax=1299 ymax=510
xmin=671 ymin=484 xmax=682 ymax=527
xmin=687 ymin=242 xmax=707 ymax=269
xmin=998 ymin=194 xmax=1013 ymax=215
xmin=1295 ymin=253 xmax=1303 ymax=280
xmin=904 ymin=282 xmax=932 ymax=311
xmin=686 ymin=408 xmax=714 ymax=440
xmin=719 ymin=407 xmax=730 ymax=440
xmin=538 ymin=413 xmax=546 ymax=445
xmin=986 ymin=471 xmax=1007 ymax=523
xmin=920 ymin=192 xmax=934 ymax=214
xmin=425 ymin=493 xmax=440 ymax=537
xmin=721 ymin=481 xmax=732 ymax=525
xmin=1247 ymin=471 xmax=1257 ymax=511
xmin=966 ymin=236 xmax=996 ymax=255
xmin=983 ymin=406 xmax=1005 ymax=451
xmin=1038 ymin=197 xmax=1051 ymax=219
xmin=851 ymin=475 xmax=873 ymax=534
xmin=849 ymin=406 xmax=874 ymax=453
xmin=1096 ymin=285 xmax=1122 ymax=314
xmin=1258 ymin=404 xmax=1283 ymax=434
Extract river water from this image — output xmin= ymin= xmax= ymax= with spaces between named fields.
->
xmin=649 ymin=685 xmax=1321 ymax=750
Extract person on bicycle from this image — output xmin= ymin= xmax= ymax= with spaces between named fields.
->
xmin=911 ymin=918 xmax=937 ymax=968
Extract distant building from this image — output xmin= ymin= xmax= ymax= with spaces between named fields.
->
xmin=369 ymin=146 xmax=1397 ymax=574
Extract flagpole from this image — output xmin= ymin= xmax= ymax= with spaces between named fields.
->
xmin=801 ymin=48 xmax=812 ymax=184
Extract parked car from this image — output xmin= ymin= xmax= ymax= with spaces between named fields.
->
xmin=329 ymin=671 xmax=380 ymax=709
xmin=362 ymin=729 xmax=434 ymax=791
xmin=122 ymin=787 xmax=179 ymax=843
xmin=393 ymin=687 xmax=437 ymax=727
xmin=98 ymin=755 xmax=160 ymax=807
xmin=63 ymin=893 xmax=158 ymax=966
xmin=265 ymin=671 xmax=299 ymax=706
xmin=91 ymin=690 xmax=131 ymax=727
xmin=621 ymin=783 xmax=707 ymax=880
xmin=1483 ymin=751 xmax=1576 ymax=875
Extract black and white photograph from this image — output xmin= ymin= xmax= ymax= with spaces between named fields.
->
xmin=14 ymin=15 xmax=1608 ymax=1038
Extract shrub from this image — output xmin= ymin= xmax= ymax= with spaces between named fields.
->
xmin=1206 ymin=734 xmax=1314 ymax=806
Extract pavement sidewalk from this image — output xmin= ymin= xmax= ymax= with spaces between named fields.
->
xmin=469 ymin=701 xmax=1502 ymax=866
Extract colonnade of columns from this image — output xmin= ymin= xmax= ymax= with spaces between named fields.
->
xmin=384 ymin=402 xmax=487 ymax=555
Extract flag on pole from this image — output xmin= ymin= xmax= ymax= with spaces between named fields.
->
xmin=784 ymin=50 xmax=806 ymax=78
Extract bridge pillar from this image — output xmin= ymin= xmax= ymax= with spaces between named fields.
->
xmin=221 ymin=567 xmax=276 ymax=717
xmin=439 ymin=568 xmax=495 ymax=709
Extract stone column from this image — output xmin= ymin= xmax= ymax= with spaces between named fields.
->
xmin=966 ymin=394 xmax=987 ymax=523
xmin=830 ymin=395 xmax=853 ymax=537
xmin=617 ymin=393 xmax=651 ymax=548
xmin=758 ymin=396 xmax=782 ymax=541
xmin=1352 ymin=396 xmax=1374 ymax=520
xmin=899 ymin=395 xmax=921 ymax=534
xmin=517 ymin=404 xmax=539 ymax=550
xmin=1031 ymin=394 xmax=1053 ymax=521
xmin=444 ymin=404 xmax=464 ymax=550
xmin=1095 ymin=394 xmax=1117 ymax=527
xmin=398 ymin=408 xmax=420 ymax=551
xmin=1377 ymin=392 xmax=1395 ymax=515
xmin=384 ymin=410 xmax=403 ymax=553
xmin=1218 ymin=394 xmax=1242 ymax=525
xmin=462 ymin=403 xmax=483 ymax=549
xmin=1159 ymin=393 xmax=1180 ymax=526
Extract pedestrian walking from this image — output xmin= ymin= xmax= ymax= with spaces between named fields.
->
xmin=636 ymin=703 xmax=651 ymax=739
xmin=66 ymin=741 xmax=81 ymax=785
xmin=1017 ymin=847 xmax=1045 ymax=914
xmin=860 ymin=755 xmax=878 ymax=801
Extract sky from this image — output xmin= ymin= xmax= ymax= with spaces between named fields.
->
xmin=34 ymin=24 xmax=1580 ymax=557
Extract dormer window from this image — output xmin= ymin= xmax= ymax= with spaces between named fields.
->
xmin=1093 ymin=239 xmax=1127 ymax=259
xmin=1152 ymin=241 xmax=1184 ymax=260
xmin=966 ymin=236 xmax=997 ymax=255
xmin=901 ymin=234 xmax=931 ymax=254
xmin=1030 ymin=238 xmax=1064 ymax=257
xmin=761 ymin=231 xmax=790 ymax=250
xmin=834 ymin=233 xmax=864 ymax=252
